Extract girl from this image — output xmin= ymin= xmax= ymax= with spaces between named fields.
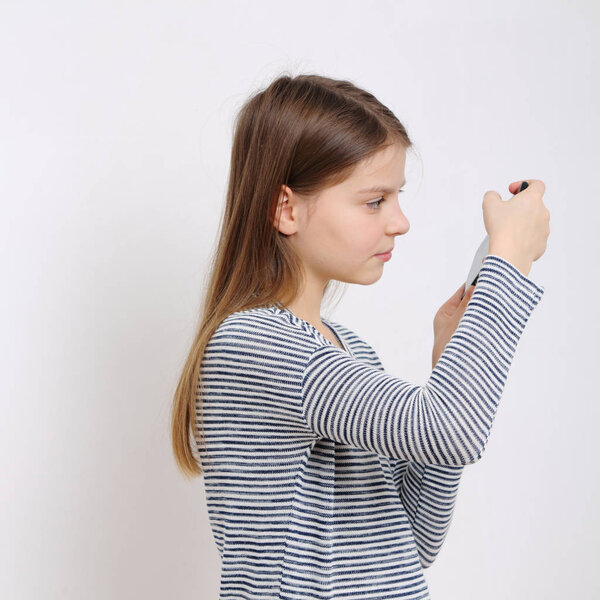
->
xmin=171 ymin=73 xmax=549 ymax=599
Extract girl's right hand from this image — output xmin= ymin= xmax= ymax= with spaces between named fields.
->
xmin=482 ymin=179 xmax=551 ymax=266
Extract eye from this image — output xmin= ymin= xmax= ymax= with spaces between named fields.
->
xmin=366 ymin=190 xmax=403 ymax=210
xmin=367 ymin=197 xmax=385 ymax=209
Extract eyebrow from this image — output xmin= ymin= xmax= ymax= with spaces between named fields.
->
xmin=356 ymin=179 xmax=407 ymax=194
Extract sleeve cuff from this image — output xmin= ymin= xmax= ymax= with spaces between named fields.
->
xmin=480 ymin=254 xmax=545 ymax=311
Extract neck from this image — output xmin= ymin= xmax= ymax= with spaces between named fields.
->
xmin=282 ymin=272 xmax=329 ymax=329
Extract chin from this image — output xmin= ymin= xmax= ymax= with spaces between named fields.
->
xmin=344 ymin=270 xmax=384 ymax=286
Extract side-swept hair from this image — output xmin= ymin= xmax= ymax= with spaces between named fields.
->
xmin=171 ymin=72 xmax=413 ymax=477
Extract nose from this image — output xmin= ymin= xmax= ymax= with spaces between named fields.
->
xmin=385 ymin=201 xmax=410 ymax=236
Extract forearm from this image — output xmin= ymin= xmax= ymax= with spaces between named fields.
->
xmin=301 ymin=256 xmax=545 ymax=466
xmin=421 ymin=254 xmax=544 ymax=465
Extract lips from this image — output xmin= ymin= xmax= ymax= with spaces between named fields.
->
xmin=376 ymin=248 xmax=393 ymax=255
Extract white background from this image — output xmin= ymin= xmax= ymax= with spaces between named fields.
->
xmin=2 ymin=1 xmax=598 ymax=598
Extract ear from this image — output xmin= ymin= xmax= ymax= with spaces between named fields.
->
xmin=273 ymin=184 xmax=298 ymax=236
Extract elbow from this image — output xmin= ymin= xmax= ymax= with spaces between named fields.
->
xmin=465 ymin=437 xmax=491 ymax=465
xmin=419 ymin=387 xmax=490 ymax=466
xmin=416 ymin=537 xmax=448 ymax=569
xmin=441 ymin=411 xmax=492 ymax=466
xmin=404 ymin=441 xmax=486 ymax=467
xmin=412 ymin=532 xmax=444 ymax=569
xmin=456 ymin=443 xmax=487 ymax=466
xmin=458 ymin=446 xmax=484 ymax=466
xmin=417 ymin=546 xmax=440 ymax=569
xmin=421 ymin=439 xmax=486 ymax=467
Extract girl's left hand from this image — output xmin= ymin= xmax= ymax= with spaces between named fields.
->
xmin=431 ymin=282 xmax=475 ymax=369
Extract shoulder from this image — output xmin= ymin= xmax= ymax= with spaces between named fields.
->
xmin=206 ymin=306 xmax=323 ymax=363
xmin=322 ymin=317 xmax=385 ymax=371
xmin=200 ymin=308 xmax=326 ymax=422
xmin=206 ymin=307 xmax=384 ymax=371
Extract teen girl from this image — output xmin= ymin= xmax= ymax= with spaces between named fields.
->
xmin=171 ymin=73 xmax=549 ymax=600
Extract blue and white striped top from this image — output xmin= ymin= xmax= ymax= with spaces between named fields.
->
xmin=197 ymin=254 xmax=545 ymax=599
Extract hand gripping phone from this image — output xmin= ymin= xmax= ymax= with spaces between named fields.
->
xmin=461 ymin=181 xmax=529 ymax=300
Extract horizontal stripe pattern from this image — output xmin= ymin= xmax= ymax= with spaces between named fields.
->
xmin=197 ymin=254 xmax=545 ymax=599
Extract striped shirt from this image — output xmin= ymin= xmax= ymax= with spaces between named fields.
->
xmin=197 ymin=254 xmax=545 ymax=599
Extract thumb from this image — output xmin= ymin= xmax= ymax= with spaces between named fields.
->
xmin=448 ymin=282 xmax=464 ymax=306
xmin=482 ymin=189 xmax=502 ymax=207
xmin=445 ymin=283 xmax=467 ymax=313
xmin=462 ymin=284 xmax=475 ymax=303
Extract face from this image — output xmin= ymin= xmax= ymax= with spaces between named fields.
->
xmin=277 ymin=142 xmax=409 ymax=287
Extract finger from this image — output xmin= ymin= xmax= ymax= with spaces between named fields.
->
xmin=462 ymin=284 xmax=475 ymax=303
xmin=449 ymin=284 xmax=465 ymax=308
xmin=508 ymin=181 xmax=523 ymax=194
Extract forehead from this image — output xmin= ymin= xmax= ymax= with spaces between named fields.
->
xmin=344 ymin=143 xmax=407 ymax=190
xmin=305 ymin=143 xmax=407 ymax=214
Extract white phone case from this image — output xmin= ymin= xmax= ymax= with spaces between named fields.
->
xmin=462 ymin=234 xmax=489 ymax=299
xmin=462 ymin=181 xmax=528 ymax=300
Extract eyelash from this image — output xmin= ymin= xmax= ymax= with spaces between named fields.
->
xmin=366 ymin=197 xmax=384 ymax=209
xmin=367 ymin=190 xmax=403 ymax=210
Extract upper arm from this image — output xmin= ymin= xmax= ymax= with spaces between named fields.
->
xmin=300 ymin=255 xmax=546 ymax=466
xmin=299 ymin=344 xmax=473 ymax=465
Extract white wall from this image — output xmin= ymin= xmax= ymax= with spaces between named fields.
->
xmin=2 ymin=1 xmax=598 ymax=598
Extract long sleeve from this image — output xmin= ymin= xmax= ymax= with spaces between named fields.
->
xmin=299 ymin=254 xmax=545 ymax=466
xmin=390 ymin=458 xmax=464 ymax=568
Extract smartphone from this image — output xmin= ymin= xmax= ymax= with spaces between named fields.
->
xmin=461 ymin=181 xmax=529 ymax=300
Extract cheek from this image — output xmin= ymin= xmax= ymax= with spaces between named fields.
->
xmin=324 ymin=214 xmax=357 ymax=248
xmin=329 ymin=213 xmax=377 ymax=256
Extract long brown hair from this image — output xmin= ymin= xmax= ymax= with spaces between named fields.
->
xmin=171 ymin=72 xmax=413 ymax=478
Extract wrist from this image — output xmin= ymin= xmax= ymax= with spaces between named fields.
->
xmin=487 ymin=247 xmax=532 ymax=277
